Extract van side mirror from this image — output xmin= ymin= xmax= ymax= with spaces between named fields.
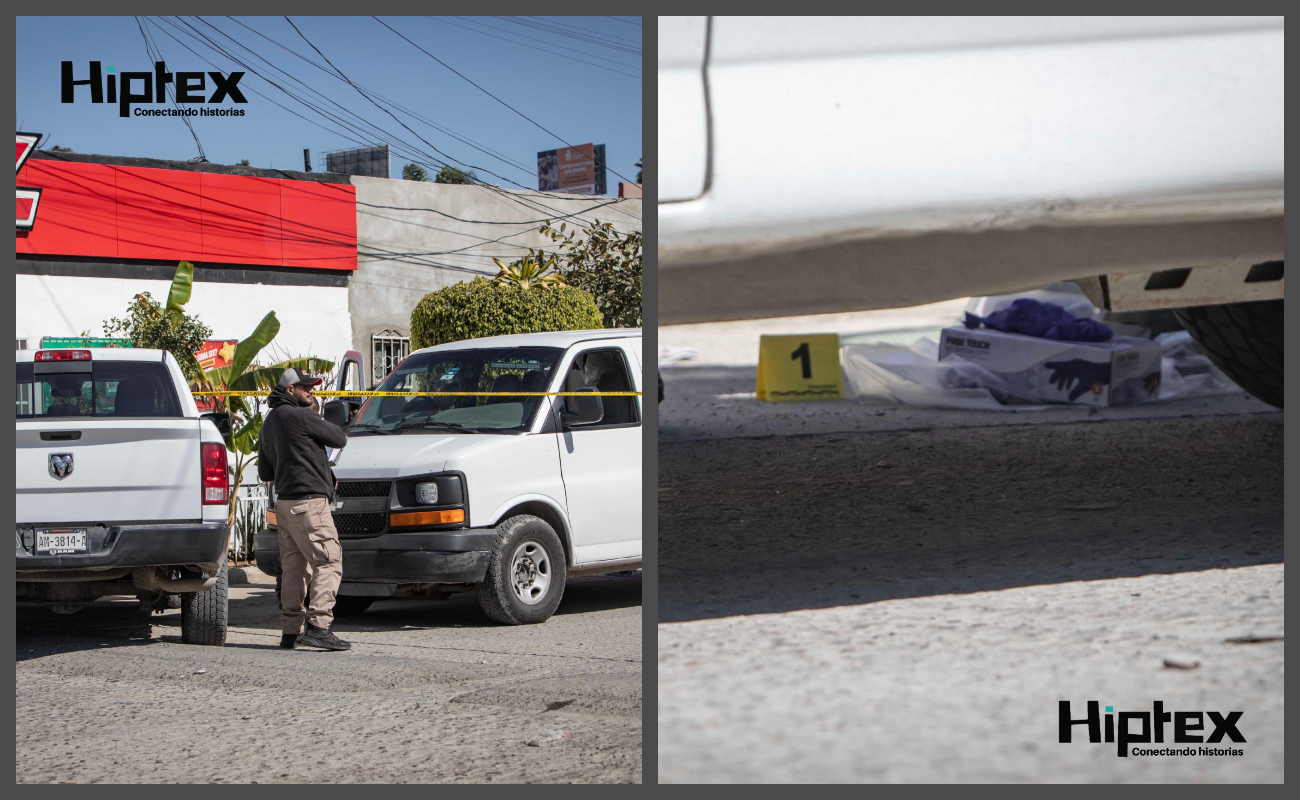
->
xmin=201 ymin=411 xmax=233 ymax=437
xmin=323 ymin=399 xmax=350 ymax=427
xmin=560 ymin=387 xmax=604 ymax=428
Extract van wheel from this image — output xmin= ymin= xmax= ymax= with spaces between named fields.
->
xmin=477 ymin=515 xmax=567 ymax=625
xmin=1175 ymin=299 xmax=1283 ymax=409
xmin=180 ymin=563 xmax=228 ymax=646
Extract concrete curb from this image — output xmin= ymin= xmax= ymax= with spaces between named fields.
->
xmin=228 ymin=565 xmax=274 ymax=586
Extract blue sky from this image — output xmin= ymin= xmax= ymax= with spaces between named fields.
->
xmin=16 ymin=16 xmax=642 ymax=195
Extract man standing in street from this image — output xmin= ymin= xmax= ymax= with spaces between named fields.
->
xmin=258 ymin=368 xmax=351 ymax=651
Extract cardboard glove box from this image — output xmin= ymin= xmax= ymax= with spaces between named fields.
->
xmin=937 ymin=326 xmax=1163 ymax=406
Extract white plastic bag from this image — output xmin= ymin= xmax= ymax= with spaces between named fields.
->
xmin=842 ymin=331 xmax=1241 ymax=410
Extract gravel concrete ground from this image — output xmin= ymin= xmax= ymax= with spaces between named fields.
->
xmin=658 ymin=368 xmax=1283 ymax=783
xmin=17 ymin=571 xmax=641 ymax=784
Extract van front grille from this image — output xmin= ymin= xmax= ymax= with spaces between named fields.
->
xmin=332 ymin=513 xmax=387 ymax=537
xmin=336 ymin=481 xmax=391 ymax=498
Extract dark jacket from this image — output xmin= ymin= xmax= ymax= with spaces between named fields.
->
xmin=257 ymin=386 xmax=348 ymax=501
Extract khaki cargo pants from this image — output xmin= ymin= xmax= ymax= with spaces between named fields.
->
xmin=276 ymin=497 xmax=343 ymax=635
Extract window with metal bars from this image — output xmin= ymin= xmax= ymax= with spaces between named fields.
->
xmin=372 ymin=330 xmax=411 ymax=385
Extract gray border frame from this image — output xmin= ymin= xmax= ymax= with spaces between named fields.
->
xmin=640 ymin=13 xmax=657 ymax=783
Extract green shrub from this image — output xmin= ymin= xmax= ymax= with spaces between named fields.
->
xmin=410 ymin=277 xmax=603 ymax=350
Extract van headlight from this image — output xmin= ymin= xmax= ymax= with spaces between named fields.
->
xmin=416 ymin=482 xmax=439 ymax=505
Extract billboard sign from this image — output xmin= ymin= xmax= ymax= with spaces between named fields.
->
xmin=538 ymin=143 xmax=606 ymax=195
xmin=323 ymin=144 xmax=390 ymax=178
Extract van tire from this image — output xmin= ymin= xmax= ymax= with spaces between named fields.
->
xmin=476 ymin=515 xmax=567 ymax=625
xmin=1175 ymin=299 xmax=1283 ymax=409
xmin=180 ymin=563 xmax=228 ymax=646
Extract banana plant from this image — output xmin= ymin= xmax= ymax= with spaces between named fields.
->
xmin=161 ymin=263 xmax=333 ymax=528
xmin=191 ymin=315 xmax=333 ymax=529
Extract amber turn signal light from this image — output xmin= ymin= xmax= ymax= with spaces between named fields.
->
xmin=265 ymin=510 xmax=277 ymax=527
xmin=390 ymin=509 xmax=465 ymax=527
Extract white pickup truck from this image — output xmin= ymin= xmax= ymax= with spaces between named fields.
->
xmin=255 ymin=329 xmax=643 ymax=624
xmin=16 ymin=347 xmax=232 ymax=645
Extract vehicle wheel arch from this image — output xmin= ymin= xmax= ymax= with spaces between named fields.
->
xmin=487 ymin=496 xmax=573 ymax=565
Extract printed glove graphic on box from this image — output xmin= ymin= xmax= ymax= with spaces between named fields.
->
xmin=1044 ymin=359 xmax=1111 ymax=401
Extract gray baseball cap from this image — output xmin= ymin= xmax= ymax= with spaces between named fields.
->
xmin=278 ymin=367 xmax=323 ymax=388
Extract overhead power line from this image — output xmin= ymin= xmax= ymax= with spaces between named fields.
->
xmin=221 ymin=16 xmax=533 ymax=175
xmin=431 ymin=16 xmax=641 ymax=75
xmin=372 ymin=16 xmax=637 ymax=186
xmin=514 ymin=16 xmax=642 ymax=49
xmin=277 ymin=17 xmax=638 ymax=222
xmin=135 ymin=16 xmax=207 ymax=160
xmin=605 ymin=17 xmax=642 ymax=27
xmin=175 ymin=15 xmax=538 ymax=197
xmin=148 ymin=15 xmax=640 ymax=223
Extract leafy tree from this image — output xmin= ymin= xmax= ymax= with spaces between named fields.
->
xmin=635 ymin=158 xmax=642 ymax=184
xmin=237 ymin=159 xmax=250 ymax=166
xmin=102 ymin=263 xmax=212 ymax=381
xmin=49 ymin=145 xmax=74 ymax=153
xmin=492 ymin=251 xmax=567 ymax=290
xmin=541 ymin=220 xmax=642 ymax=328
xmin=435 ymin=166 xmax=477 ymax=184
xmin=402 ymin=163 xmax=427 ymax=182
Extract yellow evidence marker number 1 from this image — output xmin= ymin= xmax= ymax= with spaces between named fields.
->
xmin=755 ymin=333 xmax=844 ymax=402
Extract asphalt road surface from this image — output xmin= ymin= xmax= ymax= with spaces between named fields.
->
xmin=658 ymin=366 xmax=1283 ymax=783
xmin=17 ymin=571 xmax=642 ymax=784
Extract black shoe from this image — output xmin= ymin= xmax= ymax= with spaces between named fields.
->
xmin=280 ymin=634 xmax=298 ymax=649
xmin=298 ymin=624 xmax=351 ymax=651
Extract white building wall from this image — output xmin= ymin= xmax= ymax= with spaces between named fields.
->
xmin=15 ymin=274 xmax=352 ymax=364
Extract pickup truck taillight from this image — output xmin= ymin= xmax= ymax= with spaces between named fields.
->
xmin=35 ymin=349 xmax=91 ymax=361
xmin=201 ymin=443 xmax=229 ymax=504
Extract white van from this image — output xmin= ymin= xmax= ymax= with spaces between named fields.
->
xmin=256 ymin=329 xmax=643 ymax=624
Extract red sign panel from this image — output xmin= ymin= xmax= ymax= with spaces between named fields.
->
xmin=193 ymin=340 xmax=239 ymax=411
xmin=16 ymin=188 xmax=42 ymax=230
xmin=196 ymin=340 xmax=239 ymax=372
xmin=116 ymin=167 xmax=203 ymax=260
xmin=16 ymin=158 xmax=357 ymax=270
xmin=16 ymin=132 xmax=42 ymax=230
xmin=16 ymin=132 xmax=39 ymax=174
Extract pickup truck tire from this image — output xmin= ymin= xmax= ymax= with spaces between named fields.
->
xmin=1175 ymin=299 xmax=1283 ymax=409
xmin=180 ymin=563 xmax=228 ymax=646
xmin=477 ymin=515 xmax=567 ymax=625
xmin=332 ymin=596 xmax=375 ymax=616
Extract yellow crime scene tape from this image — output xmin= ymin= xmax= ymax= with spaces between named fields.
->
xmin=191 ymin=390 xmax=642 ymax=397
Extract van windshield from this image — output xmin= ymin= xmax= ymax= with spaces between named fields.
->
xmin=348 ymin=347 xmax=563 ymax=435
xmin=15 ymin=361 xmax=183 ymax=418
